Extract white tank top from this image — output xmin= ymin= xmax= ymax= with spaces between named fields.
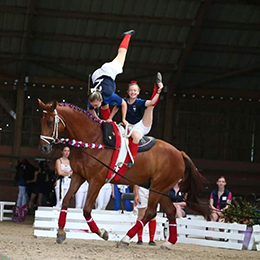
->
xmin=60 ymin=159 xmax=72 ymax=172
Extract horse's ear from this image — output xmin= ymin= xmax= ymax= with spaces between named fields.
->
xmin=49 ymin=100 xmax=58 ymax=111
xmin=38 ymin=98 xmax=46 ymax=109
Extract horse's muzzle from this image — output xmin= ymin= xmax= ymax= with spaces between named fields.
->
xmin=39 ymin=143 xmax=52 ymax=154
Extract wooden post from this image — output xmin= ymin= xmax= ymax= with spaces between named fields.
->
xmin=12 ymin=81 xmax=25 ymax=156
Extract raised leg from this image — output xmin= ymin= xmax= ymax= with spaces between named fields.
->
xmin=113 ymin=30 xmax=135 ymax=68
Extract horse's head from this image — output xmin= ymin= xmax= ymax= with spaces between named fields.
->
xmin=38 ymin=99 xmax=66 ymax=154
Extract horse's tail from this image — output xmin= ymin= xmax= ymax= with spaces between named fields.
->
xmin=180 ymin=151 xmax=209 ymax=219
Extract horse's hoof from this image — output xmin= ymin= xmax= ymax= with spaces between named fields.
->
xmin=160 ymin=241 xmax=172 ymax=250
xmin=56 ymin=233 xmax=66 ymax=244
xmin=116 ymin=235 xmax=130 ymax=248
xmin=100 ymin=228 xmax=109 ymax=241
xmin=116 ymin=241 xmax=129 ymax=248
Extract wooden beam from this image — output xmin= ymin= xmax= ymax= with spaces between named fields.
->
xmin=13 ymin=0 xmax=35 ymax=157
xmin=252 ymin=0 xmax=260 ymax=5
xmin=183 ymin=63 xmax=260 ymax=90
xmin=0 ymin=29 xmax=185 ymax=49
xmin=33 ymin=32 xmax=185 ymax=49
xmin=193 ymin=44 xmax=260 ymax=55
xmin=163 ymin=0 xmax=213 ymax=142
xmin=33 ymin=61 xmax=89 ymax=82
xmin=0 ymin=52 xmax=176 ymax=72
xmin=179 ymin=87 xmax=260 ymax=98
xmin=204 ymin=20 xmax=260 ymax=31
xmin=0 ymin=6 xmax=193 ymax=26
xmin=29 ymin=76 xmax=86 ymax=86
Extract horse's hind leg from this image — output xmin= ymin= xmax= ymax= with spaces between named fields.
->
xmin=56 ymin=174 xmax=84 ymax=244
xmin=119 ymin=189 xmax=159 ymax=247
xmin=159 ymin=195 xmax=178 ymax=250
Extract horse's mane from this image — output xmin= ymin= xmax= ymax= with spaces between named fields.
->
xmin=58 ymin=102 xmax=102 ymax=124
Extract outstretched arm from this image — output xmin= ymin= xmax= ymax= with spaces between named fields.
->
xmin=88 ymin=109 xmax=102 ymax=121
xmin=107 ymin=106 xmax=119 ymax=122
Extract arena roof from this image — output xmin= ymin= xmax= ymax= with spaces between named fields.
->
xmin=0 ymin=0 xmax=260 ymax=97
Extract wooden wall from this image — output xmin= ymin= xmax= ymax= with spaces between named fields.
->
xmin=0 ymin=84 xmax=260 ymax=201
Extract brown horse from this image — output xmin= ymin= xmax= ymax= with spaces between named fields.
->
xmin=38 ymin=99 xmax=208 ymax=249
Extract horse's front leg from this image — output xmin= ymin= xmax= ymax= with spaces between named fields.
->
xmin=56 ymin=174 xmax=84 ymax=244
xmin=118 ymin=190 xmax=159 ymax=247
xmin=83 ymin=181 xmax=109 ymax=241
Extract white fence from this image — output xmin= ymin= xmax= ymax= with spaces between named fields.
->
xmin=0 ymin=201 xmax=15 ymax=221
xmin=251 ymin=225 xmax=260 ymax=251
xmin=176 ymin=217 xmax=249 ymax=250
xmin=34 ymin=208 xmax=260 ymax=251
xmin=34 ymin=207 xmax=167 ymax=242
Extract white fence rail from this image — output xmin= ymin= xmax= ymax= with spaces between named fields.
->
xmin=34 ymin=208 xmax=260 ymax=251
xmin=34 ymin=207 xmax=167 ymax=242
xmin=176 ymin=217 xmax=249 ymax=250
xmin=251 ymin=225 xmax=260 ymax=251
xmin=0 ymin=201 xmax=15 ymax=221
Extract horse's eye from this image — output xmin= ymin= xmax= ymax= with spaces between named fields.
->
xmin=47 ymin=120 xmax=53 ymax=128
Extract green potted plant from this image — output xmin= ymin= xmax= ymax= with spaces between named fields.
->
xmin=222 ymin=197 xmax=260 ymax=249
xmin=223 ymin=197 xmax=260 ymax=227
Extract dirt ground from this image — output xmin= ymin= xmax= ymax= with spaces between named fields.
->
xmin=0 ymin=216 xmax=259 ymax=260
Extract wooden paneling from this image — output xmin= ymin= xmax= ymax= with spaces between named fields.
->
xmin=173 ymin=98 xmax=259 ymax=162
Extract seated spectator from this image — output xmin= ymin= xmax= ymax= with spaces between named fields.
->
xmin=169 ymin=179 xmax=186 ymax=218
xmin=113 ymin=185 xmax=132 ymax=212
xmin=209 ymin=176 xmax=232 ymax=223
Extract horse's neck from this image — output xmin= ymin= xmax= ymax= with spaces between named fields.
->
xmin=59 ymin=106 xmax=102 ymax=142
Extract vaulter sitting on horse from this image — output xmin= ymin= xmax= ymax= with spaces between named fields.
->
xmin=87 ymin=29 xmax=163 ymax=169
xmin=109 ymin=73 xmax=163 ymax=172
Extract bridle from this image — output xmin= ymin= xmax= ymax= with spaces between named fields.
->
xmin=40 ymin=109 xmax=66 ymax=145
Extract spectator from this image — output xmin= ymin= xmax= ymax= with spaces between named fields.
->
xmin=13 ymin=159 xmax=29 ymax=222
xmin=95 ymin=183 xmax=113 ymax=210
xmin=169 ymin=179 xmax=186 ymax=218
xmin=15 ymin=159 xmax=28 ymax=208
xmin=113 ymin=185 xmax=132 ymax=212
xmin=21 ymin=159 xmax=39 ymax=199
xmin=28 ymin=160 xmax=49 ymax=212
xmin=209 ymin=176 xmax=232 ymax=223
xmin=44 ymin=163 xmax=56 ymax=206
xmin=55 ymin=146 xmax=73 ymax=208
xmin=134 ymin=185 xmax=157 ymax=246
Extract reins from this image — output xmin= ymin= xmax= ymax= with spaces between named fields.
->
xmin=40 ymin=104 xmax=260 ymax=221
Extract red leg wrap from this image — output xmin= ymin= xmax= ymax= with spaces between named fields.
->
xmin=168 ymin=220 xmax=177 ymax=244
xmin=150 ymin=83 xmax=160 ymax=107
xmin=101 ymin=107 xmax=110 ymax=120
xmin=127 ymin=219 xmax=146 ymax=239
xmin=137 ymin=227 xmax=143 ymax=241
xmin=149 ymin=220 xmax=156 ymax=242
xmin=86 ymin=216 xmax=99 ymax=233
xmin=119 ymin=34 xmax=132 ymax=50
xmin=58 ymin=207 xmax=68 ymax=228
